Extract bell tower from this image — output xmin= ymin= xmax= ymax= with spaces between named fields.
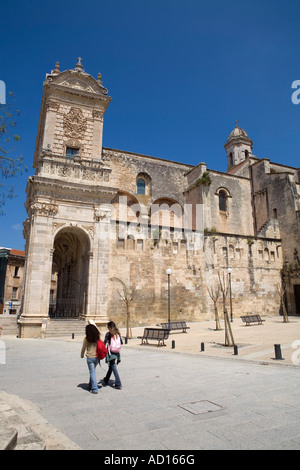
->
xmin=33 ymin=57 xmax=111 ymax=167
xmin=224 ymin=121 xmax=253 ymax=170
xmin=20 ymin=59 xmax=116 ymax=338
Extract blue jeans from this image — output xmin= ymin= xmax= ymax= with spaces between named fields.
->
xmin=105 ymin=359 xmax=122 ymax=388
xmin=87 ymin=357 xmax=99 ymax=393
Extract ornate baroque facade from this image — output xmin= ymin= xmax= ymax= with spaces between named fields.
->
xmin=19 ymin=59 xmax=300 ymax=337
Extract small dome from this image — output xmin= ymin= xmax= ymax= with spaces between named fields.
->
xmin=228 ymin=125 xmax=248 ymax=140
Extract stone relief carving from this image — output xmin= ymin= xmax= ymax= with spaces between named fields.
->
xmin=63 ymin=107 xmax=87 ymax=140
xmin=60 ymin=79 xmax=96 ymax=93
xmin=52 ymin=222 xmax=65 ymax=234
xmin=57 ymin=166 xmax=71 ymax=177
xmin=52 ymin=222 xmax=94 ymax=238
xmin=82 ymin=225 xmax=95 ymax=238
xmin=81 ymin=169 xmax=95 ymax=180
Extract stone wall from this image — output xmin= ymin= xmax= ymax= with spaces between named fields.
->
xmin=106 ymin=226 xmax=282 ymax=328
xmin=104 ymin=148 xmax=191 ymax=207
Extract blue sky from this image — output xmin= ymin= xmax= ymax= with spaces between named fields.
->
xmin=0 ymin=0 xmax=300 ymax=250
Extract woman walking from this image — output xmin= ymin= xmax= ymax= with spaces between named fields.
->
xmin=81 ymin=324 xmax=101 ymax=394
xmin=103 ymin=321 xmax=123 ymax=390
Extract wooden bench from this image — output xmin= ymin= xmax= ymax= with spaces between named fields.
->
xmin=240 ymin=315 xmax=265 ymax=326
xmin=137 ymin=328 xmax=170 ymax=346
xmin=161 ymin=321 xmax=190 ymax=333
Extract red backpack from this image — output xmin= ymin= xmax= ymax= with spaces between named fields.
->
xmin=96 ymin=339 xmax=107 ymax=360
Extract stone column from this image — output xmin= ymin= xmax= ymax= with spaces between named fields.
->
xmin=19 ymin=203 xmax=57 ymax=338
xmin=85 ymin=206 xmax=111 ymax=328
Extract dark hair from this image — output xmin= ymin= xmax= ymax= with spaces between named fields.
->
xmin=85 ymin=324 xmax=100 ymax=344
xmin=107 ymin=320 xmax=120 ymax=337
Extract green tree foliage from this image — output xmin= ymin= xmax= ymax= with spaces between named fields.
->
xmin=0 ymin=91 xmax=27 ymax=215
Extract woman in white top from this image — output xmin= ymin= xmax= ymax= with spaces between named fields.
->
xmin=103 ymin=321 xmax=123 ymax=390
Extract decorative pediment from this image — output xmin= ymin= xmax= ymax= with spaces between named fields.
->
xmin=46 ymin=68 xmax=109 ymax=96
xmin=59 ymin=78 xmax=98 ymax=94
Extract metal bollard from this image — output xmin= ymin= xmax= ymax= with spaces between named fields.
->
xmin=72 ymin=333 xmax=75 ymax=339
xmin=172 ymin=340 xmax=175 ymax=349
xmin=200 ymin=342 xmax=205 ymax=352
xmin=274 ymin=344 xmax=284 ymax=360
xmin=233 ymin=345 xmax=238 ymax=355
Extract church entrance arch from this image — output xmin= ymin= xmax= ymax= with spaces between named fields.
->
xmin=50 ymin=227 xmax=90 ymax=319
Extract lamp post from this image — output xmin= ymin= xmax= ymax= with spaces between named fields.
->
xmin=166 ymin=269 xmax=172 ymax=328
xmin=227 ymin=268 xmax=233 ymax=322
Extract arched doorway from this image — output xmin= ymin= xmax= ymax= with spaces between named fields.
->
xmin=50 ymin=227 xmax=90 ymax=319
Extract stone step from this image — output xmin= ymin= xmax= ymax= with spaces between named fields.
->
xmin=46 ymin=319 xmax=86 ymax=338
xmin=0 ymin=428 xmax=18 ymax=451
xmin=0 ymin=317 xmax=18 ymax=335
xmin=0 ymin=399 xmax=45 ymax=450
xmin=0 ymin=318 xmax=87 ymax=339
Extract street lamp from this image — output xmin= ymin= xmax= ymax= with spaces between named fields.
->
xmin=166 ymin=269 xmax=172 ymax=328
xmin=227 ymin=268 xmax=233 ymax=322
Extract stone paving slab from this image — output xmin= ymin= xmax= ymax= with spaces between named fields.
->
xmin=123 ymin=316 xmax=300 ymax=366
xmin=0 ymin=316 xmax=299 ymax=451
xmin=17 ymin=315 xmax=298 ymax=366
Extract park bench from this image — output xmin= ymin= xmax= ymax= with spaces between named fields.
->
xmin=161 ymin=321 xmax=190 ymax=333
xmin=137 ymin=328 xmax=170 ymax=347
xmin=240 ymin=314 xmax=265 ymax=326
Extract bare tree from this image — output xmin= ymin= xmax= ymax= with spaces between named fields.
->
xmin=109 ymin=277 xmax=136 ymax=338
xmin=217 ymin=270 xmax=235 ymax=346
xmin=276 ymin=283 xmax=289 ymax=323
xmin=207 ymin=282 xmax=221 ymax=330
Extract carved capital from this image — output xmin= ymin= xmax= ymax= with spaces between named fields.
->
xmin=31 ymin=202 xmax=58 ymax=217
xmin=92 ymin=109 xmax=103 ymax=121
xmin=94 ymin=207 xmax=111 ymax=222
xmin=82 ymin=225 xmax=95 ymax=238
xmin=46 ymin=100 xmax=60 ymax=111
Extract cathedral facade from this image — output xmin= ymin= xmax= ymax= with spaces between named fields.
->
xmin=18 ymin=59 xmax=300 ymax=338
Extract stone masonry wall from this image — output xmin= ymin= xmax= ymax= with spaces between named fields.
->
xmin=106 ymin=226 xmax=282 ymax=328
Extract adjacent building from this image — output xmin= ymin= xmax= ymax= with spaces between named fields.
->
xmin=0 ymin=248 xmax=25 ymax=318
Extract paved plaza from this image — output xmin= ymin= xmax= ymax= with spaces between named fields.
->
xmin=0 ymin=316 xmax=300 ymax=450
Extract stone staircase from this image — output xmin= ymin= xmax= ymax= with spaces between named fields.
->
xmin=45 ymin=319 xmax=86 ymax=339
xmin=0 ymin=318 xmax=87 ymax=339
xmin=0 ymin=317 xmax=18 ymax=336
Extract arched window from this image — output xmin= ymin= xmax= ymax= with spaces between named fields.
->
xmin=219 ymin=190 xmax=227 ymax=211
xmin=137 ymin=178 xmax=146 ymax=195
